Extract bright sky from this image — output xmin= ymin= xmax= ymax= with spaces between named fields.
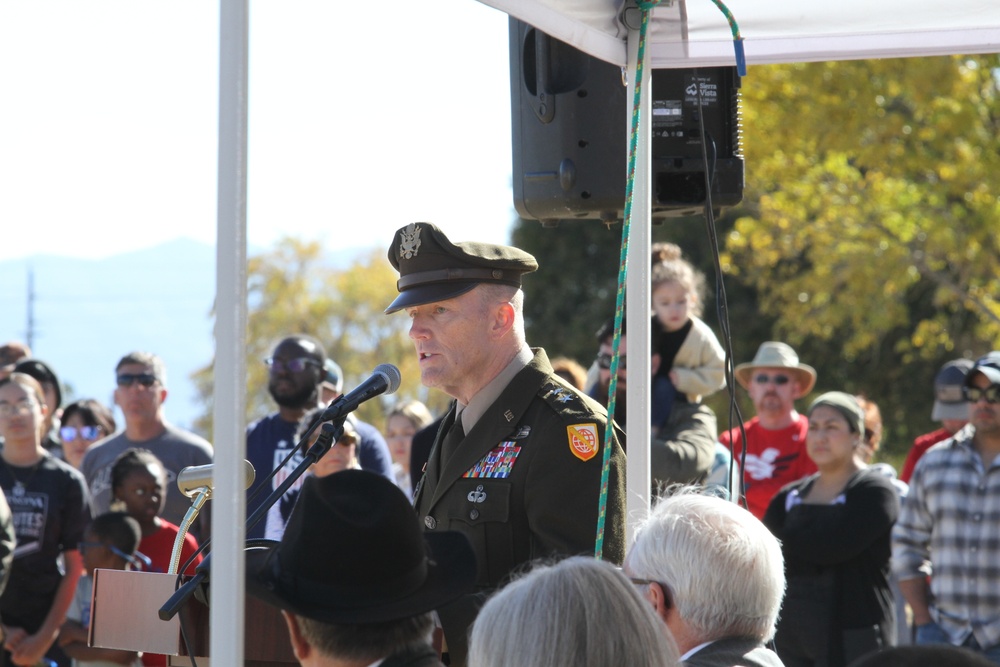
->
xmin=0 ymin=0 xmax=516 ymax=262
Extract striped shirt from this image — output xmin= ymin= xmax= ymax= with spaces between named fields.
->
xmin=892 ymin=425 xmax=1000 ymax=649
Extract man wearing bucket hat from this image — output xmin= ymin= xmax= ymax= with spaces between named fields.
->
xmin=248 ymin=470 xmax=476 ymax=667
xmin=384 ymin=222 xmax=627 ymax=667
xmin=719 ymin=341 xmax=818 ymax=518
xmin=899 ymin=358 xmax=973 ymax=484
xmin=894 ymin=352 xmax=1000 ymax=659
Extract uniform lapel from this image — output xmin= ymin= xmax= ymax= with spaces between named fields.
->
xmin=415 ymin=405 xmax=455 ymax=509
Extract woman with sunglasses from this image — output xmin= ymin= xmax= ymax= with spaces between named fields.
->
xmin=0 ymin=373 xmax=91 ymax=667
xmin=763 ymin=392 xmax=900 ymax=667
xmin=59 ymin=399 xmax=116 ymax=471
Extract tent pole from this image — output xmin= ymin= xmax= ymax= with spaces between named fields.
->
xmin=211 ymin=0 xmax=249 ymax=665
xmin=625 ymin=21 xmax=653 ymax=546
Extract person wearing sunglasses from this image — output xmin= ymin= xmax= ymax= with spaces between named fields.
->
xmin=720 ymin=341 xmax=819 ymax=519
xmin=79 ymin=352 xmax=213 ymax=544
xmin=894 ymin=351 xmax=1000 ymax=661
xmin=58 ymin=399 xmax=116 ymax=471
xmin=245 ymin=335 xmax=395 ymax=541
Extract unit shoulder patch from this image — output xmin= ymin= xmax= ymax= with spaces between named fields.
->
xmin=567 ymin=423 xmax=599 ymax=461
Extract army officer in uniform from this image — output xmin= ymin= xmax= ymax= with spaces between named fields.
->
xmin=385 ymin=222 xmax=628 ymax=666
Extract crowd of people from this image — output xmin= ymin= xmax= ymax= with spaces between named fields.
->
xmin=1 ymin=222 xmax=998 ymax=667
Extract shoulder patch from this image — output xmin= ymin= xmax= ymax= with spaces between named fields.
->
xmin=567 ymin=423 xmax=599 ymax=461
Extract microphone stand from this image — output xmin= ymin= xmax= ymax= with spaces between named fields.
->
xmin=158 ymin=419 xmax=345 ymax=621
xmin=168 ymin=488 xmax=211 ymax=575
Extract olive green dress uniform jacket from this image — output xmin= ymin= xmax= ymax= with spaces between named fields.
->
xmin=414 ymin=349 xmax=627 ymax=666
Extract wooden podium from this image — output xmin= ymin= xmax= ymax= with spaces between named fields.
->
xmin=90 ymin=569 xmax=296 ymax=666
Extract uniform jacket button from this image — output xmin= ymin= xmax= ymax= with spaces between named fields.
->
xmin=469 ymin=509 xmax=480 ymax=520
xmin=424 ymin=516 xmax=437 ymax=530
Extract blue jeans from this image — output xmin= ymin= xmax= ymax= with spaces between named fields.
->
xmin=916 ymin=621 xmax=1000 ymax=664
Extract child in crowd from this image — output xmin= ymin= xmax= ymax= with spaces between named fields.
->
xmin=60 ymin=512 xmax=144 ymax=667
xmin=649 ymin=242 xmax=726 ymax=431
xmin=109 ymin=449 xmax=202 ymax=667
xmin=264 ymin=408 xmax=362 ymax=540
xmin=109 ymin=448 xmax=202 ymax=575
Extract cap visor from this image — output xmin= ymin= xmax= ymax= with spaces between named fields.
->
xmin=385 ymin=282 xmax=479 ymax=314
xmin=932 ymin=400 xmax=969 ymax=422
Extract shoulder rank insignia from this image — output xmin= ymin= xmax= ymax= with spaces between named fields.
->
xmin=567 ymin=423 xmax=599 ymax=461
xmin=464 ymin=441 xmax=521 ymax=479
xmin=398 ymin=223 xmax=422 ymax=260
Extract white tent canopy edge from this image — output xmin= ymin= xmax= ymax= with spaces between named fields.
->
xmin=479 ymin=0 xmax=1000 ymax=68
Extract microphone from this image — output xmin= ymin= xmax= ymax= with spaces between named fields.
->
xmin=177 ymin=459 xmax=256 ymax=498
xmin=321 ymin=364 xmax=402 ymax=420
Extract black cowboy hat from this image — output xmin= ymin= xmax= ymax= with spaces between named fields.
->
xmin=247 ymin=470 xmax=475 ymax=624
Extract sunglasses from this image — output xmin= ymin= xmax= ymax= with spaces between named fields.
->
xmin=964 ymin=384 xmax=1000 ymax=404
xmin=116 ymin=373 xmax=158 ymax=388
xmin=754 ymin=373 xmax=791 ymax=386
xmin=596 ymin=353 xmax=626 ymax=370
xmin=78 ymin=541 xmax=153 ymax=570
xmin=60 ymin=425 xmax=103 ymax=442
xmin=265 ymin=357 xmax=320 ymax=374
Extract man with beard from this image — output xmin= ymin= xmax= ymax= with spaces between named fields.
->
xmin=719 ymin=341 xmax=818 ymax=519
xmin=245 ymin=335 xmax=394 ymax=539
xmin=588 ymin=320 xmax=718 ymax=494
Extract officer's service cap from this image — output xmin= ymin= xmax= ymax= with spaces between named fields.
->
xmin=384 ymin=222 xmax=538 ymax=314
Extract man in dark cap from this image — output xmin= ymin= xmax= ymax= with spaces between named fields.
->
xmin=900 ymin=358 xmax=974 ymax=483
xmin=894 ymin=352 xmax=1000 ymax=659
xmin=384 ymin=222 xmax=627 ymax=666
xmin=248 ymin=470 xmax=475 ymax=667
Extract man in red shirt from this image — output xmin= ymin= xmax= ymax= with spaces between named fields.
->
xmin=720 ymin=342 xmax=817 ymax=519
xmin=899 ymin=358 xmax=973 ymax=484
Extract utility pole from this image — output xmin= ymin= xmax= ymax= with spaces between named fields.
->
xmin=26 ymin=266 xmax=35 ymax=350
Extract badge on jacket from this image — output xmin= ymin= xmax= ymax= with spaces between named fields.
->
xmin=567 ymin=423 xmax=599 ymax=461
xmin=464 ymin=441 xmax=522 ymax=479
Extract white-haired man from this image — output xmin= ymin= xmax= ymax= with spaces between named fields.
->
xmin=625 ymin=492 xmax=786 ymax=667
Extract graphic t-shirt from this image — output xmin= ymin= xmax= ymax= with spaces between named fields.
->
xmin=0 ymin=454 xmax=91 ymax=631
xmin=244 ymin=413 xmax=394 ymax=539
xmin=719 ymin=414 xmax=815 ymax=519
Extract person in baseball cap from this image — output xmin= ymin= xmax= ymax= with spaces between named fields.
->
xmin=384 ymin=222 xmax=537 ymax=314
xmin=900 ymin=358 xmax=974 ymax=483
xmin=248 ymin=470 xmax=475 ymax=667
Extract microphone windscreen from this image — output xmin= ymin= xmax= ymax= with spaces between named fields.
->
xmin=375 ymin=363 xmax=402 ymax=394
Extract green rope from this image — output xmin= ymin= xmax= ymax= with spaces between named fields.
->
xmin=595 ymin=1 xmax=655 ymax=560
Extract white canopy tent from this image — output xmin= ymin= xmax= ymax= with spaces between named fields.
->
xmin=209 ymin=1 xmax=1000 ymax=663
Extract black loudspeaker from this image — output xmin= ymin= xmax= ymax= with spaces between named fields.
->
xmin=649 ymin=67 xmax=744 ymax=217
xmin=509 ymin=18 xmax=744 ymax=223
xmin=509 ymin=17 xmax=628 ymax=224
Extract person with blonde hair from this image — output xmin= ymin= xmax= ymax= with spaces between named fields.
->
xmin=469 ymin=556 xmax=679 ymax=667
xmin=384 ymin=399 xmax=434 ymax=497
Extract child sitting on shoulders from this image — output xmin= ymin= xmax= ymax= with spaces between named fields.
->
xmin=650 ymin=242 xmax=727 ymax=431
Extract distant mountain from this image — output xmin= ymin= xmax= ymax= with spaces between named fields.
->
xmin=0 ymin=237 xmax=374 ymax=437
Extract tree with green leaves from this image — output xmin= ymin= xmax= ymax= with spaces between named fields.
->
xmin=191 ymin=237 xmax=450 ymax=439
